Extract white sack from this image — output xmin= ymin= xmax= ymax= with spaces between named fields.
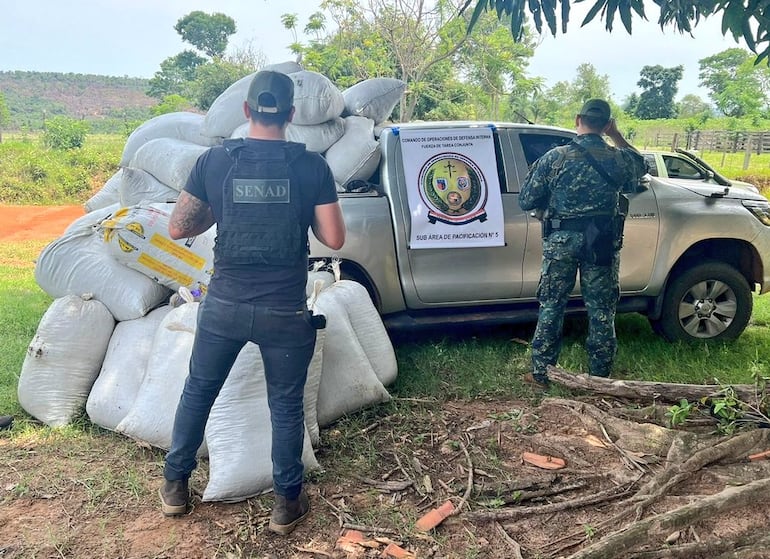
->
xmin=64 ymin=203 xmax=120 ymax=235
xmin=343 ymin=78 xmax=405 ymax=123
xmin=201 ymin=72 xmax=253 ymax=139
xmin=17 ymin=295 xmax=115 ymax=427
xmin=86 ymin=305 xmax=172 ymax=430
xmin=115 ymin=302 xmax=206 ymax=454
xmin=34 ymin=222 xmax=171 ymax=321
xmin=325 ymin=116 xmax=381 ymax=187
xmin=129 ymin=138 xmax=208 ymax=192
xmin=202 ymin=343 xmax=320 ymax=502
xmin=202 ymin=62 xmax=302 ymax=139
xmin=287 ymin=117 xmax=345 ymax=153
xmin=324 ymin=280 xmax=397 ymax=386
xmin=84 ymin=169 xmax=122 ymax=212
xmin=229 ymin=121 xmax=250 ymax=139
xmin=98 ymin=204 xmax=215 ymax=294
xmin=120 ymin=112 xmax=219 ymax=167
xmin=119 ymin=167 xmax=179 ymax=207
xmin=306 ymin=269 xmax=335 ymax=298
xmin=311 ymin=287 xmax=391 ymax=427
xmin=264 ymin=60 xmax=303 ymax=74
xmin=290 ymin=70 xmax=345 ymax=126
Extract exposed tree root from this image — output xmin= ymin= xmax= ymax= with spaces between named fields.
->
xmin=629 ymin=532 xmax=770 ymax=558
xmin=564 ymin=474 xmax=770 ymax=558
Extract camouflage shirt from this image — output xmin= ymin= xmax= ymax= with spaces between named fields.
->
xmin=518 ymin=133 xmax=646 ymax=218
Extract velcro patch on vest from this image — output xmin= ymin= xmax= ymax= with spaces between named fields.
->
xmin=232 ymin=179 xmax=290 ymax=203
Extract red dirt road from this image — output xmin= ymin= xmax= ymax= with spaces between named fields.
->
xmin=0 ymin=205 xmax=85 ymax=242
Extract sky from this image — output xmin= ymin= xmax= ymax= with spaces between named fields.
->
xmin=0 ymin=1 xmax=748 ymax=104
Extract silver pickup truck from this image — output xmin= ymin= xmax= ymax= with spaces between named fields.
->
xmin=309 ymin=121 xmax=770 ymax=342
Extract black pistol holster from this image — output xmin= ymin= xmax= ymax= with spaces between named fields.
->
xmin=309 ymin=310 xmax=327 ymax=330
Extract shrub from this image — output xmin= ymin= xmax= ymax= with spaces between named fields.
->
xmin=42 ymin=116 xmax=90 ymax=150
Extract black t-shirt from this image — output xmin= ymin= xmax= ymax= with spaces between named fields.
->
xmin=184 ymin=138 xmax=338 ymax=305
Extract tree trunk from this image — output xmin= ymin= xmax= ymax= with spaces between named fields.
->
xmin=547 ymin=366 xmax=759 ymax=403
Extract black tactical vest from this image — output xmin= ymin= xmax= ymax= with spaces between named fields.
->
xmin=217 ymin=138 xmax=306 ymax=266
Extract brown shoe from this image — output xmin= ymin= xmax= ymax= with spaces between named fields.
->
xmin=522 ymin=372 xmax=549 ymax=388
xmin=159 ymin=479 xmax=189 ymax=516
xmin=269 ymin=489 xmax=310 ymax=535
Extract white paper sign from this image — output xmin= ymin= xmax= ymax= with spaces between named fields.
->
xmin=399 ymin=127 xmax=505 ymax=249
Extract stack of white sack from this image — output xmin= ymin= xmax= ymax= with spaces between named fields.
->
xmin=85 ymin=62 xmax=404 ymax=211
xmin=24 ymin=212 xmax=397 ymax=502
xmin=20 ymin=62 xmax=403 ymax=501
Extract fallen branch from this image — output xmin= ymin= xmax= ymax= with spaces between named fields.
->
xmin=448 ymin=439 xmax=473 ymax=515
xmin=352 ymin=475 xmax=414 ymax=493
xmin=547 ymin=366 xmax=759 ymax=403
xmin=565 ymin=477 xmax=770 ymax=559
xmin=464 ymin=481 xmax=636 ymax=522
xmin=480 ymin=480 xmax=588 ymax=506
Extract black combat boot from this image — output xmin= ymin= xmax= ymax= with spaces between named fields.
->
xmin=268 ymin=489 xmax=310 ymax=535
xmin=159 ymin=479 xmax=189 ymax=516
xmin=0 ymin=416 xmax=13 ymax=430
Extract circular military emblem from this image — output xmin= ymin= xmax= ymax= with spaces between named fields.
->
xmin=418 ymin=152 xmax=487 ymax=224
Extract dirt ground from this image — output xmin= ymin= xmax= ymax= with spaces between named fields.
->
xmin=0 ymin=204 xmax=85 ymax=242
xmin=2 ymin=205 xmax=770 ymax=559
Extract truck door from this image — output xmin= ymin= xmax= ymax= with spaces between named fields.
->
xmin=399 ymin=127 xmax=526 ymax=305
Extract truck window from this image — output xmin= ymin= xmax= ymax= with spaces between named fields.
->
xmin=519 ymin=133 xmax=572 ymax=166
xmin=663 ymin=155 xmax=702 ymax=179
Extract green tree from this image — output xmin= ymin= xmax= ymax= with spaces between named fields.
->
xmin=456 ymin=10 xmax=536 ymax=119
xmin=147 ymin=50 xmax=206 ymax=99
xmin=572 ymin=63 xmax=611 ymax=104
xmin=189 ymin=61 xmax=250 ymax=111
xmin=698 ymin=48 xmax=770 ymax=117
xmin=150 ymin=94 xmax=195 ymax=117
xmin=43 ymin=116 xmax=89 ymax=149
xmin=634 ymin=65 xmax=683 ymax=119
xmin=174 ymin=11 xmax=237 ymax=58
xmin=677 ymin=94 xmax=712 ymax=119
xmin=0 ymin=92 xmax=10 ymax=142
xmin=284 ymin=0 xmax=534 ymax=122
xmin=462 ymin=0 xmax=770 ymax=63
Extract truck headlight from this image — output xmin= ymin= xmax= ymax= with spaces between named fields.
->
xmin=743 ymin=200 xmax=770 ymax=226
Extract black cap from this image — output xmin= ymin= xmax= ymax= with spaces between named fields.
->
xmin=247 ymin=70 xmax=294 ymax=114
xmin=578 ymin=99 xmax=611 ymax=121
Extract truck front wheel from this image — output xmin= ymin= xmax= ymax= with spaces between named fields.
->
xmin=651 ymin=262 xmax=753 ymax=342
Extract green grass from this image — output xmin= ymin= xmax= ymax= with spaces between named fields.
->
xmin=0 ymin=241 xmax=53 ymax=415
xmin=2 ymin=238 xmax=768 ymax=417
xmin=0 ymin=134 xmax=122 ymax=204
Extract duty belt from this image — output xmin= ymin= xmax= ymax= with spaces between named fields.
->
xmin=548 ymin=215 xmax=613 ymax=232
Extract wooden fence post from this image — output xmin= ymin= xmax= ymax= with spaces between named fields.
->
xmin=744 ymin=134 xmax=753 ymax=170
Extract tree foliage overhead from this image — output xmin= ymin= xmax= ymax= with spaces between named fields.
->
xmin=462 ymin=0 xmax=770 ymax=63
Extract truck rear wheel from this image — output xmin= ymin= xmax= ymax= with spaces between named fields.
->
xmin=651 ymin=262 xmax=752 ymax=342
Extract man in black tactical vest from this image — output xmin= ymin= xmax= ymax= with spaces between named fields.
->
xmin=159 ymin=70 xmax=346 ymax=535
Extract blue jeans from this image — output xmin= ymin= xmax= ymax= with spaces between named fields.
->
xmin=163 ymin=294 xmax=317 ymax=499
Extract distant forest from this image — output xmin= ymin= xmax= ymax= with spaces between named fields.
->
xmin=0 ymin=71 xmax=158 ymax=134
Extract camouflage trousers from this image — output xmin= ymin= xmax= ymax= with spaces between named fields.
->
xmin=531 ymin=231 xmax=620 ymax=378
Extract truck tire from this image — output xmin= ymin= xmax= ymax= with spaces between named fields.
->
xmin=651 ymin=262 xmax=753 ymax=342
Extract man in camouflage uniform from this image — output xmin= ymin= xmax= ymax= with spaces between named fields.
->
xmin=518 ymin=99 xmax=646 ymax=386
